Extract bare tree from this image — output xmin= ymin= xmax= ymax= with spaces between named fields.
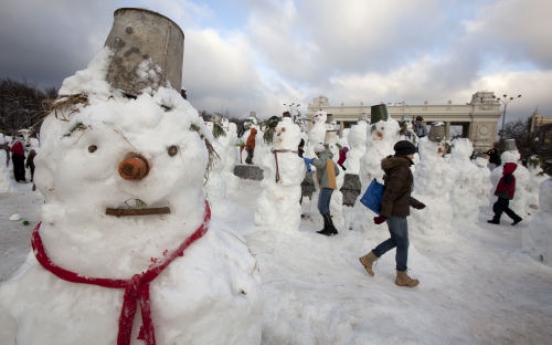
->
xmin=0 ymin=78 xmax=57 ymax=135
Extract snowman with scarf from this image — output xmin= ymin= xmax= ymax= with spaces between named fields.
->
xmin=0 ymin=8 xmax=261 ymax=345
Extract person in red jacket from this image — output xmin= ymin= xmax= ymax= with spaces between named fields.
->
xmin=244 ymin=128 xmax=257 ymax=165
xmin=10 ymin=137 xmax=26 ymax=182
xmin=488 ymin=162 xmax=523 ymax=225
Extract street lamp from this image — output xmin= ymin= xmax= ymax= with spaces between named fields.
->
xmin=493 ymin=93 xmax=522 ymax=141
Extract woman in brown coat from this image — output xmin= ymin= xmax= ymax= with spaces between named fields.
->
xmin=359 ymin=140 xmax=425 ymax=287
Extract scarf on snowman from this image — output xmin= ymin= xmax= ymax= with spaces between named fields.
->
xmin=31 ymin=201 xmax=211 ymax=345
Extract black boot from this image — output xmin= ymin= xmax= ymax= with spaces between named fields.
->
xmin=487 ymin=219 xmax=500 ymax=224
xmin=317 ymin=214 xmax=330 ymax=234
xmin=317 ymin=214 xmax=338 ymax=236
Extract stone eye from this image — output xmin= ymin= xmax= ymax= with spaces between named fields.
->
xmin=88 ymin=145 xmax=98 ymax=153
xmin=168 ymin=145 xmax=178 ymax=157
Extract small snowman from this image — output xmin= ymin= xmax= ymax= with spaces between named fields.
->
xmin=255 ymin=113 xmax=306 ymax=232
xmin=306 ymin=110 xmax=327 ymax=158
xmin=448 ymin=138 xmax=481 ymax=225
xmin=525 ymin=155 xmax=548 ymax=212
xmin=0 ymin=8 xmax=261 ymax=345
xmin=340 ymin=114 xmax=369 ymax=208
xmin=398 ymin=115 xmax=418 ymax=144
xmin=348 ymin=105 xmax=400 ymax=232
xmin=473 ymin=153 xmax=492 ymax=207
xmin=411 ymin=124 xmax=455 ymax=237
xmin=204 ymin=113 xmax=239 ymax=203
xmin=0 ymin=133 xmax=13 ymax=192
xmin=522 ymin=177 xmax=552 ymax=267
xmin=358 ymin=105 xmax=401 ymax=191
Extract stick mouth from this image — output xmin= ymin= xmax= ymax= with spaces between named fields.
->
xmin=105 ymin=207 xmax=171 ymax=217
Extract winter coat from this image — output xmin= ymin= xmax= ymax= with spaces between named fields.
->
xmin=245 ymin=128 xmax=257 ymax=151
xmin=380 ymin=155 xmax=424 ymax=218
xmin=413 ymin=123 xmax=427 ymax=138
xmin=312 ymin=149 xmax=340 ymax=189
xmin=10 ymin=141 xmax=25 ymax=156
xmin=494 ymin=162 xmax=517 ymax=199
xmin=26 ymin=149 xmax=36 ymax=169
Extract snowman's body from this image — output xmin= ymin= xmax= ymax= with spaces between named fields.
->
xmin=255 ymin=117 xmax=306 ymax=232
xmin=411 ymin=138 xmax=455 ymax=236
xmin=305 ymin=111 xmax=327 ymax=158
xmin=0 ymin=52 xmax=261 ymax=345
xmin=0 ymin=134 xmax=12 ymax=192
xmin=344 ymin=120 xmax=368 ymax=174
xmin=448 ymin=138 xmax=481 ymax=225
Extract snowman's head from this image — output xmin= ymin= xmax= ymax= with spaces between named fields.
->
xmin=370 ymin=119 xmax=400 ymax=143
xmin=274 ymin=118 xmax=301 ymax=150
xmin=450 ymin=138 xmax=473 ymax=162
xmin=36 ymin=87 xmax=213 ymax=223
xmin=313 ymin=111 xmax=327 ymax=125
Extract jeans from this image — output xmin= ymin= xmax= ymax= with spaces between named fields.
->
xmin=318 ymin=188 xmax=333 ymax=215
xmin=372 ymin=216 xmax=409 ymax=271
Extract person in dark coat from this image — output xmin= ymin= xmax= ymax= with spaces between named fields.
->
xmin=359 ymin=140 xmax=426 ymax=287
xmin=488 ymin=162 xmax=522 ymax=225
xmin=412 ymin=116 xmax=427 ymax=138
xmin=487 ymin=147 xmax=501 ymax=169
xmin=10 ymin=137 xmax=26 ymax=182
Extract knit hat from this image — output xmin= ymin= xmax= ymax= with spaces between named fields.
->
xmin=314 ymin=144 xmax=326 ymax=153
xmin=393 ymin=140 xmax=417 ymax=156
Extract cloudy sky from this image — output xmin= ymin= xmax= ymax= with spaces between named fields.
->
xmin=1 ymin=0 xmax=550 ymax=122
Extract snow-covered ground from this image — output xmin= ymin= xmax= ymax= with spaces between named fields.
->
xmin=2 ymin=178 xmax=552 ymax=344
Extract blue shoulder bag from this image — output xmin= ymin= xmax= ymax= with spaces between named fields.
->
xmin=360 ymin=178 xmax=385 ymax=215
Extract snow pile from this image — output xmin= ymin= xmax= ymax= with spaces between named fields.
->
xmin=523 ymin=177 xmax=552 ymax=266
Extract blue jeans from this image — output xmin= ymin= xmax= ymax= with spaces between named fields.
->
xmin=318 ymin=188 xmax=333 ymax=215
xmin=372 ymin=216 xmax=409 ymax=271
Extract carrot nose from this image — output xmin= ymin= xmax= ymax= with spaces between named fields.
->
xmin=118 ymin=155 xmax=150 ymax=180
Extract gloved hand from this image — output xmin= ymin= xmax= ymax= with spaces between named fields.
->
xmin=414 ymin=202 xmax=426 ymax=210
xmin=373 ymin=216 xmax=387 ymax=225
xmin=303 ymin=158 xmax=313 ymax=172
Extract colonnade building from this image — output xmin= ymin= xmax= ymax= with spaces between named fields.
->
xmin=307 ymin=91 xmax=502 ymax=151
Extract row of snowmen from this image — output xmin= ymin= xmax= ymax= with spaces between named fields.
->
xmin=204 ymin=105 xmax=548 ymax=239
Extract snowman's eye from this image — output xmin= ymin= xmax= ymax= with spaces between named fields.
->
xmin=88 ymin=145 xmax=98 ymax=153
xmin=168 ymin=145 xmax=179 ymax=157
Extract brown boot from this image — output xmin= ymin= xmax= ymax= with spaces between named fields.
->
xmin=359 ymin=251 xmax=378 ymax=276
xmin=395 ymin=270 xmax=419 ymax=287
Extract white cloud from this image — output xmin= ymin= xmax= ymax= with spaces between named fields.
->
xmin=0 ymin=0 xmax=551 ymax=121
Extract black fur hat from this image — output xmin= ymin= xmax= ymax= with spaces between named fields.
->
xmin=394 ymin=140 xmax=417 ymax=156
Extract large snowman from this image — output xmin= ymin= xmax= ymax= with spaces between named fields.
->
xmin=0 ymin=9 xmax=261 ymax=345
xmin=348 ymin=105 xmax=400 ymax=232
xmin=255 ymin=115 xmax=306 ymax=232
xmin=411 ymin=132 xmax=455 ymax=237
xmin=448 ymin=138 xmax=481 ymax=225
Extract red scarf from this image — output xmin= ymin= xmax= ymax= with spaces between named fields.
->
xmin=31 ymin=202 xmax=211 ymax=345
